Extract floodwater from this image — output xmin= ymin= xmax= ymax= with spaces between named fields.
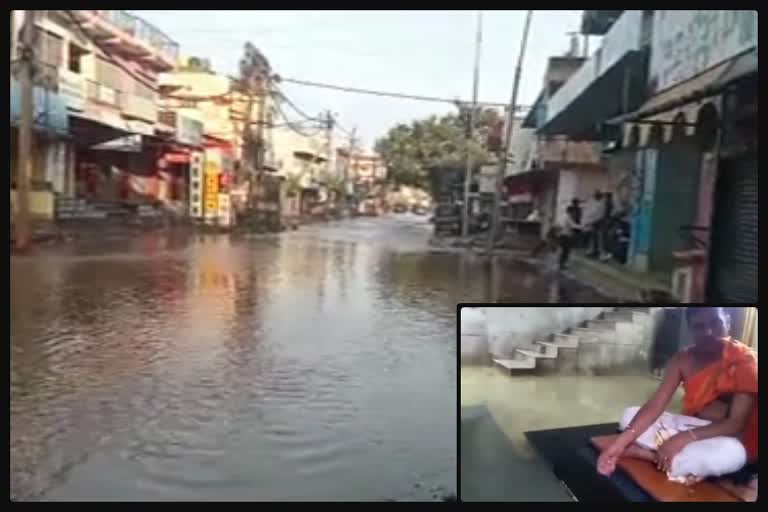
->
xmin=11 ymin=215 xmax=607 ymax=501
xmin=460 ymin=366 xmax=684 ymax=501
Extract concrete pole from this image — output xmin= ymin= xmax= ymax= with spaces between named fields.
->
xmin=14 ymin=10 xmax=37 ymax=251
xmin=487 ymin=10 xmax=533 ymax=255
xmin=461 ymin=10 xmax=483 ymax=239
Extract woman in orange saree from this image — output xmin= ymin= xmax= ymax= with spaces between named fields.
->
xmin=597 ymin=307 xmax=757 ymax=483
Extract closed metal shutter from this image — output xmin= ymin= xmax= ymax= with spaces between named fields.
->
xmin=708 ymin=154 xmax=758 ymax=302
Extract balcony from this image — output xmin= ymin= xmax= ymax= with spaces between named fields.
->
xmin=540 ymin=10 xmax=648 ymax=139
xmin=120 ymin=93 xmax=157 ymax=123
xmin=70 ymin=10 xmax=179 ymax=71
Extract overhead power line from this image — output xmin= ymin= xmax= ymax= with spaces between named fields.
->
xmin=278 ymin=76 xmax=529 ymax=110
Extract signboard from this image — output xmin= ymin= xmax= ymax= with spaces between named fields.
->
xmin=478 ymin=165 xmax=497 ymax=194
xmin=204 ymin=162 xmax=219 ymax=216
xmin=649 ymin=10 xmax=758 ymax=93
xmin=10 ymin=79 xmax=69 ymax=134
xmin=176 ymin=115 xmax=203 ymax=146
xmin=188 ymin=151 xmax=204 ymax=218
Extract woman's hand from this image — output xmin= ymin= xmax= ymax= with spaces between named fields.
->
xmin=597 ymin=440 xmax=626 ymax=477
xmin=656 ymin=433 xmax=692 ymax=472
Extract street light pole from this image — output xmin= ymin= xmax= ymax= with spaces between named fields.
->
xmin=487 ymin=10 xmax=533 ymax=255
xmin=461 ymin=10 xmax=483 ymax=239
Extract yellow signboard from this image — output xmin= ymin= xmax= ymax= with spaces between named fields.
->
xmin=204 ymin=169 xmax=219 ymax=214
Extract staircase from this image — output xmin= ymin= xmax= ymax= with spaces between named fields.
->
xmin=493 ymin=307 xmax=661 ymax=374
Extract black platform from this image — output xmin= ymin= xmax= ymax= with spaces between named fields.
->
xmin=524 ymin=423 xmax=654 ymax=502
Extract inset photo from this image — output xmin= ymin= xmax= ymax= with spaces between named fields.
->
xmin=460 ymin=306 xmax=757 ymax=503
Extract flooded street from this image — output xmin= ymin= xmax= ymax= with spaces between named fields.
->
xmin=460 ymin=366 xmax=683 ymax=501
xmin=11 ymin=216 xmax=605 ymax=501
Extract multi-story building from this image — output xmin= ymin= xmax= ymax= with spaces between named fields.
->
xmin=10 ymin=10 xmax=184 ymax=221
xmin=271 ymin=125 xmax=333 ymax=223
xmin=534 ymin=10 xmax=757 ymax=302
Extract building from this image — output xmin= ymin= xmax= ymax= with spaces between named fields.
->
xmin=159 ymin=56 xmax=272 ymax=227
xmin=538 ymin=10 xmax=757 ymax=302
xmin=271 ymin=125 xmax=333 ymax=223
xmin=11 ymin=10 xmax=185 ymax=223
xmin=512 ymin=54 xmax=610 ymax=233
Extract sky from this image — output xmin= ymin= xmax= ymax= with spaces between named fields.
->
xmin=134 ymin=10 xmax=586 ymax=150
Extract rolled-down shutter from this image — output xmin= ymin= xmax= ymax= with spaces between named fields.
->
xmin=709 ymin=155 xmax=758 ymax=302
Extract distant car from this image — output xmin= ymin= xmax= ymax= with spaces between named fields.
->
xmin=411 ymin=204 xmax=428 ymax=215
xmin=393 ymin=204 xmax=408 ymax=214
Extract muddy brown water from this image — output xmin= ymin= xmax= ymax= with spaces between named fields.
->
xmin=11 ymin=216 xmax=608 ymax=501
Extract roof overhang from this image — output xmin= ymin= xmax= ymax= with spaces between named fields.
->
xmin=538 ymin=48 xmax=648 ymax=140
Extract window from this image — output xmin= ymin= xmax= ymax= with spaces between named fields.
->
xmin=68 ymin=43 xmax=87 ymax=73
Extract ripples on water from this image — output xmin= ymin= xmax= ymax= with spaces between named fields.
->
xmin=11 ymin=218 xmax=460 ymax=501
xmin=11 ymin=217 xmax=607 ymax=501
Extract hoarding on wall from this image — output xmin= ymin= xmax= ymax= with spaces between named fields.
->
xmin=177 ymin=115 xmax=203 ymax=146
xmin=649 ymin=10 xmax=758 ymax=93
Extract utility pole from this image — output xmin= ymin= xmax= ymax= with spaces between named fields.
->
xmin=487 ymin=10 xmax=533 ymax=255
xmin=461 ymin=10 xmax=483 ymax=239
xmin=14 ymin=10 xmax=37 ymax=251
xmin=238 ymin=42 xmax=271 ymax=224
xmin=344 ymin=126 xmax=357 ymax=215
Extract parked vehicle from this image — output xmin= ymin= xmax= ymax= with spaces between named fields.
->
xmin=393 ymin=203 xmax=408 ymax=214
xmin=411 ymin=204 xmax=428 ymax=215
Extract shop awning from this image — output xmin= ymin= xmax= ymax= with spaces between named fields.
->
xmin=605 ymin=49 xmax=757 ymax=126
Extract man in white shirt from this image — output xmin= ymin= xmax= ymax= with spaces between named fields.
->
xmin=559 ymin=201 xmax=584 ymax=270
xmin=584 ymin=190 xmax=605 ymax=257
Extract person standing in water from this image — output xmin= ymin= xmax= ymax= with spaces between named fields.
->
xmin=597 ymin=307 xmax=758 ymax=484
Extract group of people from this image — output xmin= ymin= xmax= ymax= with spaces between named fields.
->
xmin=536 ymin=189 xmax=624 ymax=270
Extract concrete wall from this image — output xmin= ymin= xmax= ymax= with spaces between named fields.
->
xmin=649 ymin=10 xmax=758 ymax=94
xmin=460 ymin=307 xmax=490 ymax=363
xmin=462 ymin=307 xmax=612 ymax=360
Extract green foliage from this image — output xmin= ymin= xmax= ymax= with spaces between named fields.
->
xmin=375 ymin=107 xmax=502 ymax=195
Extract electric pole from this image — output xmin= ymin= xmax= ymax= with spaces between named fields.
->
xmin=487 ymin=10 xmax=533 ymax=255
xmin=14 ymin=10 xmax=37 ymax=251
xmin=345 ymin=126 xmax=357 ymax=215
xmin=462 ymin=10 xmax=483 ymax=239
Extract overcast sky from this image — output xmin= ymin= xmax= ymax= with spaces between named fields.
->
xmin=135 ymin=10 xmax=586 ymax=150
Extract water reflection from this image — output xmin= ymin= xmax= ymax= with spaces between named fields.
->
xmin=11 ymin=219 xmax=460 ymax=501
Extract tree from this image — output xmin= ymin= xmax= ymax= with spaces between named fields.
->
xmin=374 ymin=107 xmax=503 ymax=196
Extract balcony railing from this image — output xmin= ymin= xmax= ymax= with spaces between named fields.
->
xmin=84 ymin=79 xmax=157 ymax=122
xmin=73 ymin=10 xmax=180 ymax=67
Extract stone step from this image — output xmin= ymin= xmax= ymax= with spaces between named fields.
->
xmin=533 ymin=341 xmax=558 ymax=357
xmin=516 ymin=348 xmax=557 ymax=360
xmin=588 ymin=319 xmax=617 ymax=329
xmin=602 ymin=311 xmax=635 ymax=322
xmin=493 ymin=357 xmax=536 ymax=371
xmin=554 ymin=334 xmax=580 ymax=348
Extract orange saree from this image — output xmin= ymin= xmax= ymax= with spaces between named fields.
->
xmin=682 ymin=339 xmax=758 ymax=462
